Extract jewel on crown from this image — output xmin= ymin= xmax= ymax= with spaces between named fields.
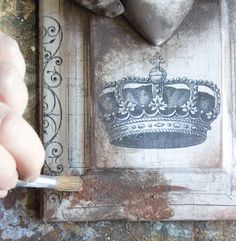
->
xmin=97 ymin=53 xmax=221 ymax=149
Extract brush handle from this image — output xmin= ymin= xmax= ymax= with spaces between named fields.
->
xmin=16 ymin=175 xmax=57 ymax=189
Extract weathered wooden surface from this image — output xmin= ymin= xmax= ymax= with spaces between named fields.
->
xmin=40 ymin=0 xmax=90 ymax=176
xmin=43 ymin=169 xmax=236 ymax=221
xmin=2 ymin=0 xmax=236 ymax=240
xmin=40 ymin=0 xmax=236 ymax=221
xmin=43 ymin=169 xmax=174 ymax=221
xmin=91 ymin=1 xmax=222 ymax=169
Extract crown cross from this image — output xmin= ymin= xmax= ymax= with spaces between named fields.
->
xmin=150 ymin=52 xmax=166 ymax=68
xmin=150 ymin=57 xmax=160 ymax=68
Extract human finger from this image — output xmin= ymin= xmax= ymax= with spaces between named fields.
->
xmin=0 ymin=103 xmax=45 ymax=181
xmin=0 ymin=62 xmax=28 ymax=115
xmin=0 ymin=32 xmax=26 ymax=79
xmin=0 ymin=144 xmax=18 ymax=190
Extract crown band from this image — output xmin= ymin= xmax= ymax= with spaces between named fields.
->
xmin=107 ymin=118 xmax=209 ymax=148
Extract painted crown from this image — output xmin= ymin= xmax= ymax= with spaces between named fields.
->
xmin=98 ymin=55 xmax=221 ymax=149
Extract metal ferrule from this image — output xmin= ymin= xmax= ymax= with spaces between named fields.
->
xmin=16 ymin=175 xmax=57 ymax=189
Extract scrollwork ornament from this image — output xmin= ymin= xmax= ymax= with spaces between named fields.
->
xmin=43 ymin=16 xmax=64 ymax=181
xmin=45 ymin=192 xmax=63 ymax=206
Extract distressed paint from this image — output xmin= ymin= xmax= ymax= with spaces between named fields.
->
xmin=44 ymin=169 xmax=175 ymax=221
xmin=40 ymin=0 xmax=236 ymax=222
xmin=91 ymin=0 xmax=223 ymax=170
xmin=1 ymin=0 xmax=236 ymax=240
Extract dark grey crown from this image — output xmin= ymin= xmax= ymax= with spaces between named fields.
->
xmin=97 ymin=56 xmax=221 ymax=149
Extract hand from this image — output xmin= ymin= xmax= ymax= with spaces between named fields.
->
xmin=0 ymin=32 xmax=45 ymax=198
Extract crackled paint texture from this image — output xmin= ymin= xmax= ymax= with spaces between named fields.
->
xmin=1 ymin=0 xmax=236 ymax=240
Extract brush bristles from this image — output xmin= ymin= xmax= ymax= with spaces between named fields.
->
xmin=55 ymin=176 xmax=83 ymax=192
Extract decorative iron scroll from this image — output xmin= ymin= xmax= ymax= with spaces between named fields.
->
xmin=43 ymin=16 xmax=64 ymax=176
xmin=43 ymin=16 xmax=64 ymax=206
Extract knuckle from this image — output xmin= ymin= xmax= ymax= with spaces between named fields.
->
xmin=2 ymin=37 xmax=19 ymax=54
xmin=0 ymin=63 xmax=28 ymax=111
xmin=0 ymin=34 xmax=21 ymax=60
xmin=0 ymin=108 xmax=19 ymax=135
xmin=0 ymin=62 xmax=20 ymax=82
xmin=0 ymin=33 xmax=25 ymax=78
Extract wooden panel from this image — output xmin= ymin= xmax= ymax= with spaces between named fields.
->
xmin=40 ymin=0 xmax=236 ymax=221
xmin=91 ymin=0 xmax=222 ymax=169
xmin=39 ymin=0 xmax=90 ymax=175
xmin=39 ymin=0 xmax=90 ymax=218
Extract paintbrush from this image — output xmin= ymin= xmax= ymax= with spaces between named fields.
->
xmin=16 ymin=175 xmax=83 ymax=192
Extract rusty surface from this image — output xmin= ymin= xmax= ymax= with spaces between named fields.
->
xmin=69 ymin=169 xmax=174 ymax=221
xmin=1 ymin=0 xmax=236 ymax=240
xmin=43 ymin=169 xmax=177 ymax=221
